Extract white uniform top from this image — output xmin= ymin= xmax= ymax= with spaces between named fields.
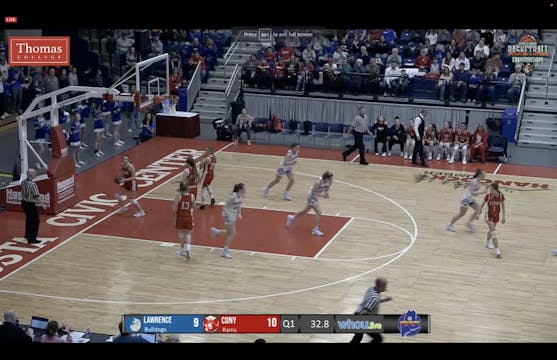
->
xmin=223 ymin=192 xmax=243 ymax=221
xmin=462 ymin=177 xmax=482 ymax=202
xmin=278 ymin=149 xmax=298 ymax=174
xmin=307 ymin=177 xmax=330 ymax=204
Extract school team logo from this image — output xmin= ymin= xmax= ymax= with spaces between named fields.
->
xmin=129 ymin=318 xmax=142 ymax=332
xmin=203 ymin=315 xmax=220 ymax=333
xmin=507 ymin=35 xmax=550 ymax=64
xmin=398 ymin=310 xmax=421 ymax=338
xmin=415 ymin=171 xmax=551 ymax=192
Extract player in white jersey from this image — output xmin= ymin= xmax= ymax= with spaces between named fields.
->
xmin=286 ymin=171 xmax=333 ymax=236
xmin=263 ymin=143 xmax=300 ymax=201
xmin=210 ymin=183 xmax=246 ymax=259
xmin=447 ymin=168 xmax=486 ymax=232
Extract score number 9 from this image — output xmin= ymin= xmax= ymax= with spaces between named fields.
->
xmin=194 ymin=317 xmax=199 ymax=327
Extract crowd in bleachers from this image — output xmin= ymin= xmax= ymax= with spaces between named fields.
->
xmin=241 ymin=29 xmax=537 ymax=107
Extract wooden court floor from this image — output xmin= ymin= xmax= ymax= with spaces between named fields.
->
xmin=1 ymin=141 xmax=556 ymax=343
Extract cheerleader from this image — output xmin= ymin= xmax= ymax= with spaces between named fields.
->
xmin=93 ymin=111 xmax=105 ymax=157
xmin=111 ymin=102 xmax=124 ymax=146
xmin=69 ymin=114 xmax=85 ymax=167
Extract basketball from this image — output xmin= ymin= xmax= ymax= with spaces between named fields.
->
xmin=114 ymin=175 xmax=123 ymax=185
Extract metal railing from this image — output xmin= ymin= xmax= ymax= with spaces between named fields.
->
xmin=186 ymin=62 xmax=202 ymax=111
xmin=514 ymin=78 xmax=528 ymax=143
xmin=222 ymin=40 xmax=239 ymax=78
xmin=224 ymin=64 xmax=242 ymax=122
xmin=544 ymin=38 xmax=557 ymax=104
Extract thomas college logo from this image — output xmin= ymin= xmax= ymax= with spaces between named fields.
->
xmin=9 ymin=37 xmax=70 ymax=66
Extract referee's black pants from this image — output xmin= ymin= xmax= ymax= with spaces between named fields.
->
xmin=343 ymin=131 xmax=367 ymax=164
xmin=22 ymin=201 xmax=40 ymax=242
xmin=412 ymin=138 xmax=426 ymax=165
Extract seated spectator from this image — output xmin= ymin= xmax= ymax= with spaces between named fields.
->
xmin=279 ymin=42 xmax=294 ymax=61
xmin=388 ymin=116 xmax=405 ymax=157
xmin=188 ymin=50 xmax=207 ymax=82
xmin=113 ymin=322 xmax=149 ymax=343
xmin=438 ymin=120 xmax=454 ymax=161
xmin=466 ymin=30 xmax=481 ymax=45
xmin=404 ymin=42 xmax=420 ymax=60
xmin=428 ymin=58 xmax=440 ymax=79
xmin=386 ymin=48 xmax=402 ymax=67
xmin=438 ymin=67 xmax=453 ymax=101
xmin=466 ymin=67 xmax=484 ymax=103
xmin=372 ymin=115 xmax=389 ymax=156
xmin=414 ymin=48 xmax=431 ymax=72
xmin=204 ymin=39 xmax=219 ymax=71
xmin=469 ymin=123 xmax=488 ymax=163
xmin=356 ymin=45 xmax=372 ymax=66
xmin=485 ymin=53 xmax=503 ymax=77
xmin=463 ymin=40 xmax=476 ymax=58
xmin=474 ymin=39 xmax=490 ymax=58
xmin=150 ymin=35 xmax=163 ymax=57
xmin=478 ymin=68 xmax=497 ymax=106
xmin=404 ymin=120 xmax=416 ymax=160
xmin=470 ymin=50 xmax=486 ymax=73
xmin=452 ymin=29 xmax=467 ymax=49
xmin=480 ymin=30 xmax=495 ymax=47
xmin=450 ymin=122 xmax=471 ymax=164
xmin=383 ymin=62 xmax=401 ymax=96
xmin=302 ymin=44 xmax=317 ymax=64
xmin=332 ymin=46 xmax=348 ymax=67
xmin=351 ymin=58 xmax=367 ymax=92
xmin=262 ymin=47 xmax=276 ymax=64
xmin=296 ymin=59 xmax=315 ymax=92
xmin=441 ymin=52 xmax=455 ymax=73
xmin=425 ymin=29 xmax=438 ymax=46
xmin=450 ymin=64 xmax=468 ymax=102
xmin=242 ymin=54 xmax=259 ymax=87
xmin=136 ymin=113 xmax=154 ymax=144
xmin=424 ymin=123 xmax=438 ymax=160
xmin=365 ymin=59 xmax=380 ymax=98
xmin=41 ymin=321 xmax=72 ymax=343
xmin=454 ymin=51 xmax=470 ymax=72
xmin=445 ymin=39 xmax=460 ymax=59
xmin=494 ymin=29 xmax=507 ymax=45
xmin=437 ymin=29 xmax=451 ymax=45
xmin=235 ymin=108 xmax=254 ymax=145
xmin=0 ymin=310 xmax=33 ymax=343
xmin=169 ymin=67 xmax=183 ymax=95
xmin=507 ymin=66 xmax=526 ymax=103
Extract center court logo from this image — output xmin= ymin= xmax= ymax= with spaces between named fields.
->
xmin=9 ymin=36 xmax=70 ymax=66
xmin=398 ymin=310 xmax=421 ymax=338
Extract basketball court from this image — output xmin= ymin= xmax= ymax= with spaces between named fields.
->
xmin=1 ymin=135 xmax=556 ymax=343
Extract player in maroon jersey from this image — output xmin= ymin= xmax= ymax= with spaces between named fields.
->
xmin=437 ymin=121 xmax=454 ymax=161
xmin=199 ymin=147 xmax=216 ymax=210
xmin=450 ymin=122 xmax=470 ymax=164
xmin=172 ymin=182 xmax=195 ymax=259
xmin=116 ymin=155 xmax=146 ymax=217
xmin=476 ymin=183 xmax=506 ymax=258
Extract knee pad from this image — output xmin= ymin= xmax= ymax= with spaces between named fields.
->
xmin=115 ymin=193 xmax=126 ymax=202
xmin=490 ymin=230 xmax=497 ymax=238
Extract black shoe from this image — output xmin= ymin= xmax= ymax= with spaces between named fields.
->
xmin=210 ymin=198 xmax=216 ymax=206
xmin=199 ymin=204 xmax=206 ymax=210
xmin=421 ymin=163 xmax=428 ymax=167
xmin=342 ymin=153 xmax=347 ymax=162
xmin=411 ymin=161 xmax=418 ymax=165
xmin=27 ymin=239 xmax=41 ymax=244
xmin=360 ymin=161 xmax=369 ymax=165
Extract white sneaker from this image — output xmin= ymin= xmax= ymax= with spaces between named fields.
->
xmin=98 ymin=151 xmax=105 ymax=156
xmin=447 ymin=224 xmax=455 ymax=232
xmin=177 ymin=249 xmax=186 ymax=257
xmin=221 ymin=250 xmax=232 ymax=259
xmin=106 ymin=133 xmax=113 ymax=138
xmin=133 ymin=210 xmax=146 ymax=218
xmin=262 ymin=187 xmax=269 ymax=199
xmin=495 ymin=250 xmax=501 ymax=258
xmin=95 ymin=152 xmax=102 ymax=157
xmin=485 ymin=242 xmax=495 ymax=249
xmin=80 ymin=145 xmax=87 ymax=150
xmin=381 ymin=152 xmax=386 ymax=157
xmin=375 ymin=153 xmax=379 ymax=156
xmin=128 ymin=129 xmax=132 ymax=133
xmin=400 ymin=152 xmax=404 ymax=157
xmin=283 ymin=191 xmax=292 ymax=201
xmin=463 ymin=159 xmax=467 ymax=165
xmin=75 ymin=163 xmax=81 ymax=168
xmin=114 ymin=142 xmax=123 ymax=146
xmin=449 ymin=159 xmax=454 ymax=164
xmin=185 ymin=250 xmax=190 ymax=259
xmin=465 ymin=222 xmax=474 ymax=231
xmin=82 ymin=143 xmax=88 ymax=148
xmin=404 ymin=154 xmax=408 ymax=159
xmin=312 ymin=227 xmax=324 ymax=236
xmin=436 ymin=155 xmax=441 ymax=160
xmin=210 ymin=227 xmax=218 ymax=239
xmin=286 ymin=215 xmax=295 ymax=227
xmin=428 ymin=154 xmax=432 ymax=160
xmin=117 ymin=140 xmax=125 ymax=145
xmin=387 ymin=152 xmax=392 ymax=157
xmin=78 ymin=160 xmax=86 ymax=165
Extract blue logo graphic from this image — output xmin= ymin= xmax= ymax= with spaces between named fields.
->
xmin=398 ymin=310 xmax=421 ymax=338
xmin=126 ymin=317 xmax=142 ymax=333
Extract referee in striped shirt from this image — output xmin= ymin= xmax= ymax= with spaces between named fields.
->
xmin=21 ymin=168 xmax=45 ymax=245
xmin=350 ymin=277 xmax=392 ymax=343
